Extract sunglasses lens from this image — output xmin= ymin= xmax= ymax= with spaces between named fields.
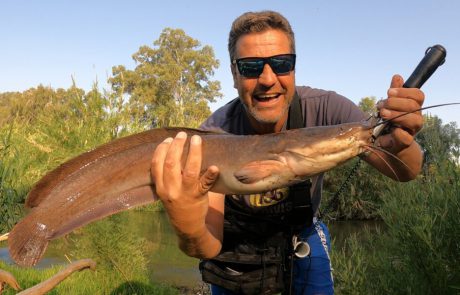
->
xmin=270 ymin=55 xmax=295 ymax=74
xmin=236 ymin=54 xmax=295 ymax=78
xmin=238 ymin=59 xmax=264 ymax=78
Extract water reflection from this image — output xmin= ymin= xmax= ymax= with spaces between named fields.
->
xmin=0 ymin=211 xmax=381 ymax=288
xmin=127 ymin=211 xmax=201 ymax=287
xmin=0 ymin=238 xmax=70 ymax=269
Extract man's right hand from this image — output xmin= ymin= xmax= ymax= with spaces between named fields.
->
xmin=150 ymin=131 xmax=221 ymax=257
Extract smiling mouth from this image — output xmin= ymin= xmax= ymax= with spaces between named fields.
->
xmin=254 ymin=93 xmax=281 ymax=102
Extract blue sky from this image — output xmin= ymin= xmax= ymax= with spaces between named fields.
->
xmin=1 ymin=0 xmax=459 ymax=126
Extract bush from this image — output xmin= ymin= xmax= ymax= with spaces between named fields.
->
xmin=0 ymin=127 xmax=26 ymax=233
xmin=332 ymin=118 xmax=460 ymax=294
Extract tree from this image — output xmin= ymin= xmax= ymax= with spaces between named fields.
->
xmin=358 ymin=96 xmax=377 ymax=117
xmin=416 ymin=115 xmax=460 ymax=170
xmin=109 ymin=28 xmax=222 ymax=128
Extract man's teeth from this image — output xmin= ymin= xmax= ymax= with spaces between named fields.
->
xmin=256 ymin=94 xmax=279 ymax=101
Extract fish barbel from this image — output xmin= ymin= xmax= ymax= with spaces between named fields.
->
xmin=8 ymin=121 xmax=375 ymax=266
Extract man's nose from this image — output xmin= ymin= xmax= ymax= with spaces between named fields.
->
xmin=257 ymin=64 xmax=277 ymax=87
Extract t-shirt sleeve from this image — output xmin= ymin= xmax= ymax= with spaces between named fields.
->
xmin=326 ymin=92 xmax=366 ymax=124
xmin=297 ymin=86 xmax=366 ymax=127
xmin=199 ymin=114 xmax=221 ymax=131
xmin=199 ymin=99 xmax=239 ymax=132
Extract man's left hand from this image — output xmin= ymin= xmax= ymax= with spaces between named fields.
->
xmin=377 ymin=74 xmax=425 ymax=154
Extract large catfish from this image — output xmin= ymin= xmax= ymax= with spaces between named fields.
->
xmin=9 ymin=121 xmax=377 ymax=266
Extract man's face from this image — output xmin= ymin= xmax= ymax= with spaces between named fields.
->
xmin=232 ymin=29 xmax=296 ymax=125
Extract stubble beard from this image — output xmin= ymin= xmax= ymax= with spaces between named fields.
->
xmin=245 ymin=101 xmax=290 ymax=124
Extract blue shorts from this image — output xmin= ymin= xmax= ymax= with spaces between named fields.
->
xmin=210 ymin=220 xmax=333 ymax=295
xmin=293 ymin=219 xmax=333 ymax=295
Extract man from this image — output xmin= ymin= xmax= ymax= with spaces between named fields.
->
xmin=151 ymin=11 xmax=424 ymax=295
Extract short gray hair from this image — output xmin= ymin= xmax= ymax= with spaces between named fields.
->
xmin=228 ymin=10 xmax=296 ymax=62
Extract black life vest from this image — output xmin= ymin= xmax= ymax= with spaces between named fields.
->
xmin=200 ymin=93 xmax=314 ymax=294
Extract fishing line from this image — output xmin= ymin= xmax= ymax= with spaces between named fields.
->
xmin=375 ymin=102 xmax=460 ymax=127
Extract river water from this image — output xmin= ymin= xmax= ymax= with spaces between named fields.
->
xmin=0 ymin=211 xmax=381 ymax=288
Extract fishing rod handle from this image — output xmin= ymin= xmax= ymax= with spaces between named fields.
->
xmin=403 ymin=44 xmax=446 ymax=89
xmin=373 ymin=44 xmax=446 ymax=138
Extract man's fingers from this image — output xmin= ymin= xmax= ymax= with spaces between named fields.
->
xmin=379 ymin=97 xmax=422 ymax=113
xmin=199 ymin=166 xmax=220 ymax=195
xmin=183 ymin=135 xmax=203 ymax=187
xmin=381 ymin=112 xmax=423 ymax=135
xmin=380 ymin=74 xmax=425 ymax=136
xmin=387 ymin=88 xmax=425 ymax=106
xmin=151 ymin=137 xmax=173 ymax=194
xmin=163 ymin=132 xmax=187 ymax=187
xmin=389 ymin=74 xmax=404 ymax=88
xmin=378 ymin=128 xmax=413 ymax=154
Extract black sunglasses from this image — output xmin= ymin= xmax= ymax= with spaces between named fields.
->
xmin=233 ymin=54 xmax=296 ymax=78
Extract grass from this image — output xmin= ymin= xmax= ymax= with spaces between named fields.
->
xmin=0 ymin=259 xmax=180 ymax=294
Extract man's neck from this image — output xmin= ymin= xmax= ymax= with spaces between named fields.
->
xmin=247 ymin=111 xmax=288 ymax=134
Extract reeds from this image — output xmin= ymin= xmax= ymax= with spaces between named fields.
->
xmin=332 ymin=119 xmax=460 ymax=294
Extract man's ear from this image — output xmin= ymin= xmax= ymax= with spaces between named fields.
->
xmin=231 ymin=64 xmax=238 ymax=89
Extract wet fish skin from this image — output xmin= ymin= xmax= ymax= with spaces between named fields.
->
xmin=8 ymin=122 xmax=373 ymax=267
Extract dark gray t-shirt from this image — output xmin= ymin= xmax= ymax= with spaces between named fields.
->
xmin=200 ymin=86 xmax=365 ymax=214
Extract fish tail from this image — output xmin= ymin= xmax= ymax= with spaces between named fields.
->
xmin=8 ymin=215 xmax=50 ymax=267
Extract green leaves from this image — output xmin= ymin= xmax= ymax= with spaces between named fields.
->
xmin=109 ymin=28 xmax=222 ymax=128
xmin=358 ymin=96 xmax=378 ymax=117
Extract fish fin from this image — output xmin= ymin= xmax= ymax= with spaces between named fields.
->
xmin=50 ymin=185 xmax=158 ymax=240
xmin=234 ymin=160 xmax=285 ymax=184
xmin=8 ymin=213 xmax=50 ymax=267
xmin=165 ymin=126 xmax=229 ymax=134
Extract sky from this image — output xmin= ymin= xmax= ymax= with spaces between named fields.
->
xmin=1 ymin=0 xmax=459 ymax=126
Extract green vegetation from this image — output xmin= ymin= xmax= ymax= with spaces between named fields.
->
xmin=323 ymin=96 xmax=390 ymax=220
xmin=331 ymin=116 xmax=460 ymax=294
xmin=0 ymin=126 xmax=26 ymax=233
xmin=109 ymin=28 xmax=221 ymax=129
xmin=0 ymin=258 xmax=180 ymax=294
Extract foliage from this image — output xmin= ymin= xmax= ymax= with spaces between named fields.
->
xmin=0 ymin=127 xmax=25 ymax=233
xmin=416 ymin=115 xmax=460 ymax=167
xmin=68 ymin=212 xmax=148 ymax=280
xmin=110 ymin=28 xmax=222 ymax=128
xmin=358 ymin=96 xmax=377 ymax=117
xmin=331 ymin=232 xmax=372 ymax=295
xmin=332 ymin=117 xmax=460 ymax=294
xmin=322 ymin=159 xmax=390 ymax=220
xmin=1 ymin=84 xmax=129 ymax=184
xmin=322 ymin=96 xmax=390 ymax=220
